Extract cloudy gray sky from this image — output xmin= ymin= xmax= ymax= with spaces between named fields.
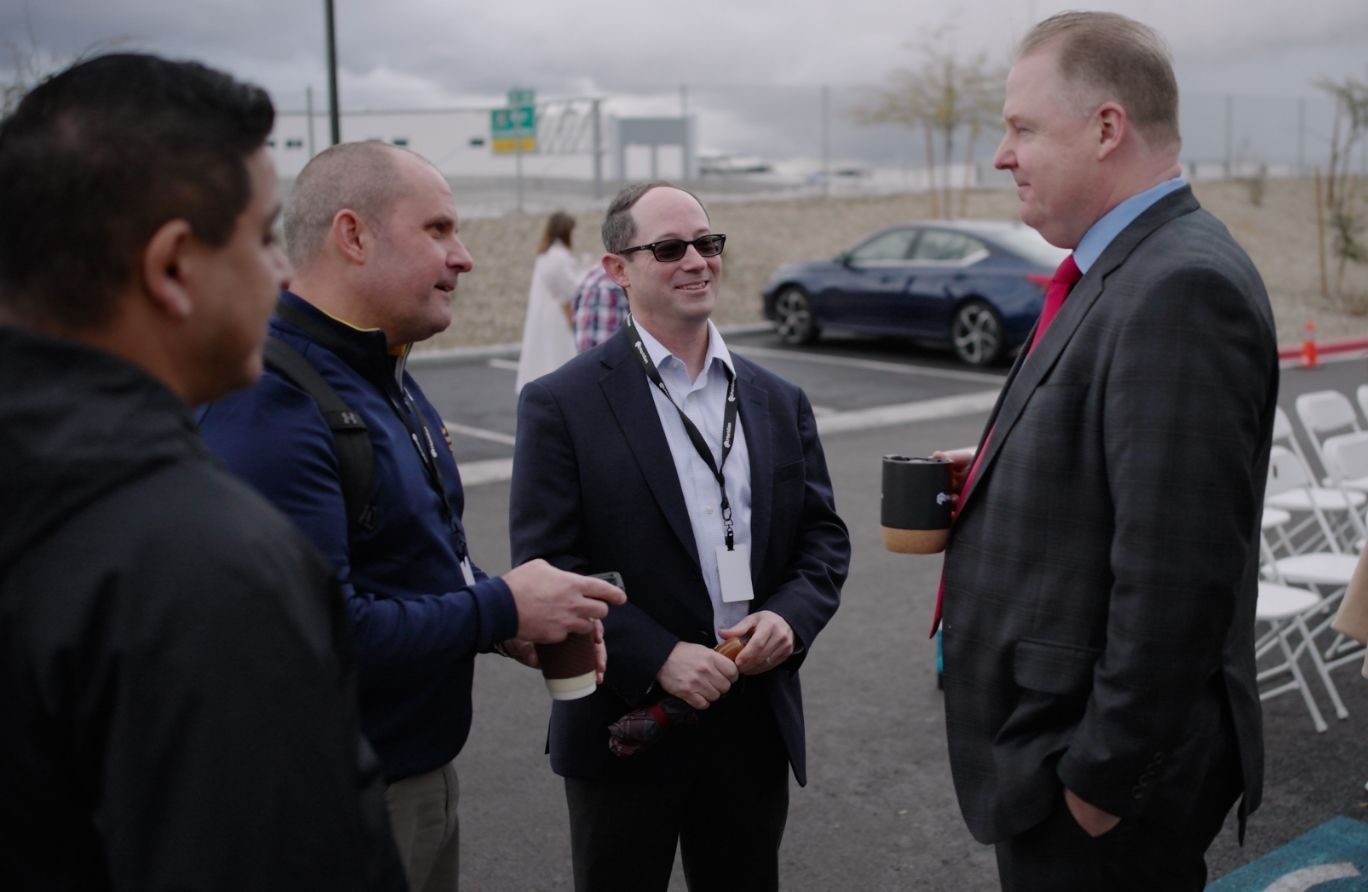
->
xmin=7 ymin=0 xmax=1366 ymax=110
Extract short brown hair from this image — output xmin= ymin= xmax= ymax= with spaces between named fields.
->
xmin=1019 ymin=11 xmax=1180 ymax=148
xmin=600 ymin=181 xmax=707 ymax=253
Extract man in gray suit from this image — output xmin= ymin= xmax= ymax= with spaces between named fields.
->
xmin=934 ymin=12 xmax=1278 ymax=890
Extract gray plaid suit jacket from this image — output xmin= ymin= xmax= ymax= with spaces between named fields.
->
xmin=941 ymin=186 xmax=1278 ymax=844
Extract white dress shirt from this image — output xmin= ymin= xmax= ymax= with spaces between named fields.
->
xmin=633 ymin=319 xmax=753 ymax=636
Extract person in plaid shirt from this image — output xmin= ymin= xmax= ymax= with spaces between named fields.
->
xmin=571 ymin=263 xmax=630 ymax=353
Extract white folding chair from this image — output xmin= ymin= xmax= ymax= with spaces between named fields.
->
xmin=1295 ymin=390 xmax=1363 ymax=484
xmin=1321 ymin=430 xmax=1368 ymax=514
xmin=1270 ymin=408 xmax=1367 ymax=552
xmin=1263 ymin=446 xmax=1360 ymax=575
xmin=1264 ymin=445 xmax=1367 ymax=681
xmin=1255 ymin=581 xmax=1347 ymax=732
xmin=1356 ymin=383 xmax=1368 ymax=427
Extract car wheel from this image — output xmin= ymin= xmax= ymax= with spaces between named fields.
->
xmin=950 ymin=300 xmax=1005 ymax=366
xmin=774 ymin=286 xmax=818 ymax=345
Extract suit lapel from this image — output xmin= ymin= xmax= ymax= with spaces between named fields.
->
xmin=956 ymin=187 xmax=1201 ymax=522
xmin=598 ymin=335 xmax=702 ymax=570
xmin=735 ymin=358 xmax=772 ymax=580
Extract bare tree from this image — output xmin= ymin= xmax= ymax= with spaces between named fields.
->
xmin=854 ymin=28 xmax=1003 ymax=218
xmin=1316 ymin=74 xmax=1368 ymax=301
xmin=2 ymin=8 xmax=124 ymax=117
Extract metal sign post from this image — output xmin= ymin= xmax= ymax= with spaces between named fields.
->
xmin=490 ymin=89 xmax=537 ymax=214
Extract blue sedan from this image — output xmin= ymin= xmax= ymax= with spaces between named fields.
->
xmin=761 ymin=220 xmax=1068 ymax=366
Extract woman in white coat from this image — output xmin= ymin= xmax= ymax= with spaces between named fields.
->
xmin=515 ymin=211 xmax=580 ymax=393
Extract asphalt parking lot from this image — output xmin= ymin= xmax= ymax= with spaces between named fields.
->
xmin=411 ymin=331 xmax=1368 ymax=891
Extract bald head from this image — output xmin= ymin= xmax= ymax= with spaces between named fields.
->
xmin=284 ymin=141 xmax=424 ymax=272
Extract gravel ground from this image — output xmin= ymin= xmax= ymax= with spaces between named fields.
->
xmin=427 ymin=178 xmax=1368 ymax=352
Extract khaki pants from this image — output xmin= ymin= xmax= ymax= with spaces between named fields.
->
xmin=385 ymin=760 xmax=460 ymax=892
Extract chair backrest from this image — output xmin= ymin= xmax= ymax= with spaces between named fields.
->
xmin=1266 ymin=444 xmax=1314 ymax=497
xmin=1295 ymin=390 xmax=1362 ymax=470
xmin=1265 ymin=444 xmax=1354 ymax=555
xmin=1274 ymin=406 xmax=1319 ymax=475
xmin=1322 ymin=430 xmax=1368 ymax=483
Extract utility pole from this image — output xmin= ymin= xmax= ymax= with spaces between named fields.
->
xmin=324 ymin=0 xmax=340 ymax=146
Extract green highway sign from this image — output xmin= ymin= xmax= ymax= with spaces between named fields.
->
xmin=492 ymin=88 xmax=537 ymax=153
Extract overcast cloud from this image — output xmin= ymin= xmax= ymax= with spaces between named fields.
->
xmin=6 ymin=0 xmax=1366 ymax=113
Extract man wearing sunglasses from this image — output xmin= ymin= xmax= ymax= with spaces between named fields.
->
xmin=510 ymin=182 xmax=850 ymax=890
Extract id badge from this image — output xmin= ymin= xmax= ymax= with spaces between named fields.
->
xmin=716 ymin=544 xmax=755 ymax=603
xmin=460 ymin=556 xmax=476 ymax=587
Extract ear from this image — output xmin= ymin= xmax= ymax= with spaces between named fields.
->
xmin=602 ymin=252 xmax=631 ymax=291
xmin=332 ymin=209 xmax=369 ymax=264
xmin=140 ymin=218 xmax=196 ymax=319
xmin=1095 ymin=101 xmax=1126 ymax=161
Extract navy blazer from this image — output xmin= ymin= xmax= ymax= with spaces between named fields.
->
xmin=941 ymin=187 xmax=1278 ymax=844
xmin=509 ymin=327 xmax=849 ymax=785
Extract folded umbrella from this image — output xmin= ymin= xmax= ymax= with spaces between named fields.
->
xmin=607 ymin=637 xmax=746 ymax=758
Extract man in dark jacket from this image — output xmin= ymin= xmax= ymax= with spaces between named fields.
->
xmin=0 ymin=55 xmax=406 ymax=889
xmin=197 ymin=140 xmax=625 ymax=892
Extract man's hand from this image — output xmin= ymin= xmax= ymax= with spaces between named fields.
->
xmin=502 ymin=559 xmax=626 ymax=643
xmin=930 ymin=447 xmax=976 ymax=495
xmin=656 ymin=642 xmax=739 ymax=709
xmin=495 ymin=638 xmax=539 ymax=668
xmin=591 ymin=619 xmax=607 ymax=684
xmin=1064 ymin=787 xmax=1120 ymax=838
xmin=720 ymin=610 xmax=795 ymax=676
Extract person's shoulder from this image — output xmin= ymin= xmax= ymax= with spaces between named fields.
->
xmin=31 ymin=452 xmax=331 ymax=600
xmin=199 ymin=363 xmax=332 ymax=441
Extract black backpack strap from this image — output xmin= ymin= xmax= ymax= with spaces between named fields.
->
xmin=262 ymin=336 xmax=377 ymax=533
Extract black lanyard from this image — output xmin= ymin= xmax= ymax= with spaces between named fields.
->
xmin=625 ymin=315 xmax=740 ymax=551
xmin=382 ymin=362 xmax=467 ymax=559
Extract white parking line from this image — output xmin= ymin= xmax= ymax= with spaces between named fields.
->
xmin=487 ymin=358 xmax=519 ymax=371
xmin=444 ymin=420 xmax=517 ymax=446
xmin=733 ymin=345 xmax=1005 ymax=384
xmin=816 ymin=390 xmax=1000 ymax=435
xmin=456 ymin=457 xmax=515 ymax=486
xmin=450 ymin=390 xmax=1001 ymax=487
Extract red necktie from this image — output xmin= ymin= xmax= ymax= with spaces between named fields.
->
xmin=929 ymin=255 xmax=1080 ymax=637
xmin=1028 ymin=254 xmax=1082 ymax=353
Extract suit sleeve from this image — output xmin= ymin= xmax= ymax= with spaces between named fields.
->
xmin=1056 ymin=264 xmax=1275 ymax=817
xmin=510 ymin=378 xmax=681 ymax=703
xmin=753 ymin=387 xmax=849 ymax=664
xmin=197 ymin=375 xmax=516 ymax=684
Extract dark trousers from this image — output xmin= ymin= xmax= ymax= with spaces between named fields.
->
xmin=993 ymin=750 xmax=1242 ymax=892
xmin=563 ymin=692 xmax=790 ymax=892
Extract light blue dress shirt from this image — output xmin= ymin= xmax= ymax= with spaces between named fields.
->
xmin=1074 ymin=175 xmax=1186 ymax=274
xmin=635 ymin=320 xmax=753 ymax=636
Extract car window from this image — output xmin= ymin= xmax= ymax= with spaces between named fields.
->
xmin=849 ymin=229 xmax=918 ymax=262
xmin=992 ymin=226 xmax=1071 ymax=266
xmin=909 ymin=230 xmax=985 ymax=263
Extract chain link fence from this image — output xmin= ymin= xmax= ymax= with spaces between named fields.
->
xmin=266 ymin=83 xmax=1356 ymax=218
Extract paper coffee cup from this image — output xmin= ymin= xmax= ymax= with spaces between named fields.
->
xmin=881 ymin=455 xmax=953 ymax=554
xmin=536 ymin=632 xmax=597 ymax=700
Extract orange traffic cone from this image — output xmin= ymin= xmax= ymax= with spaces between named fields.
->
xmin=1300 ymin=319 xmax=1319 ymax=369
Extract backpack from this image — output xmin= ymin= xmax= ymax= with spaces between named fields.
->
xmin=262 ymin=335 xmax=377 ymax=533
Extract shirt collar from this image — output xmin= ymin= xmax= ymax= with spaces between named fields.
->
xmin=1074 ymin=175 xmax=1186 ymax=274
xmin=632 ymin=318 xmax=735 ymax=382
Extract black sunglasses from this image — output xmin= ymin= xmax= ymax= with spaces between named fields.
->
xmin=619 ymin=233 xmax=726 ymax=263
